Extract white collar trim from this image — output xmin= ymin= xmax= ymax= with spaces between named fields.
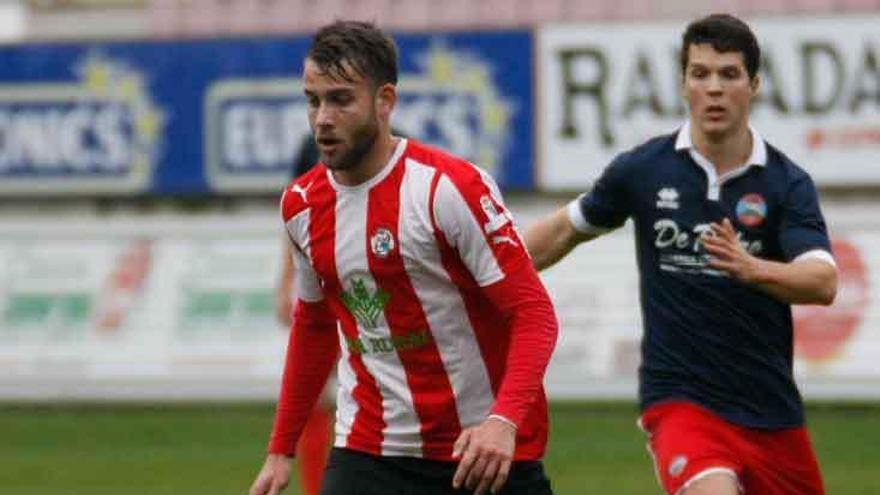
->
xmin=675 ymin=121 xmax=767 ymax=167
xmin=674 ymin=122 xmax=766 ymax=201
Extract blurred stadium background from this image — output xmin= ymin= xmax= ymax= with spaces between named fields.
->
xmin=0 ymin=0 xmax=878 ymax=493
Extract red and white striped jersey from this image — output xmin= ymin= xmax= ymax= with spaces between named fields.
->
xmin=279 ymin=138 xmax=549 ymax=460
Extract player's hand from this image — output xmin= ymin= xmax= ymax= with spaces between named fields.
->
xmin=249 ymin=454 xmax=293 ymax=495
xmin=702 ymin=218 xmax=762 ymax=283
xmin=452 ymin=416 xmax=517 ymax=495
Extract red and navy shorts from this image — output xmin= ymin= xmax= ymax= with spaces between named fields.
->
xmin=639 ymin=401 xmax=825 ymax=495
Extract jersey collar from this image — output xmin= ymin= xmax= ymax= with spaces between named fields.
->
xmin=675 ymin=121 xmax=767 ymax=201
xmin=327 ymin=137 xmax=408 ymax=193
xmin=675 ymin=121 xmax=767 ymax=167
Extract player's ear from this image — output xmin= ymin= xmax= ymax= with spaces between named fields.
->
xmin=375 ymin=83 xmax=397 ymax=120
xmin=750 ymin=74 xmax=760 ymax=97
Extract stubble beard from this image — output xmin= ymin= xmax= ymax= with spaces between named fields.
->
xmin=323 ymin=114 xmax=380 ymax=172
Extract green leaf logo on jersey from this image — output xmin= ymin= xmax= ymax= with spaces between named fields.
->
xmin=341 ymin=278 xmax=390 ymax=329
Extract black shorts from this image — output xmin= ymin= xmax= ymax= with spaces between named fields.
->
xmin=320 ymin=447 xmax=554 ymax=495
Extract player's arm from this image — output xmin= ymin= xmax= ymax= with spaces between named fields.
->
xmin=250 ymin=243 xmax=338 ymax=495
xmin=704 ymin=171 xmax=837 ymax=305
xmin=525 ymin=205 xmax=599 ymax=270
xmin=747 ymin=255 xmax=836 ymax=305
xmin=431 ymin=172 xmax=558 ymax=495
xmin=525 ymin=158 xmax=632 ymax=271
xmin=275 ymin=240 xmax=295 ymax=327
xmin=454 ymin=265 xmax=558 ymax=495
xmin=703 ymin=218 xmax=837 ymax=305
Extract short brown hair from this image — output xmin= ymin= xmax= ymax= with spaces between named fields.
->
xmin=307 ymin=20 xmax=398 ymax=87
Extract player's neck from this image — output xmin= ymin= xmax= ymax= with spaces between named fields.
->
xmin=692 ymin=123 xmax=752 ymax=176
xmin=333 ymin=131 xmax=399 ymax=187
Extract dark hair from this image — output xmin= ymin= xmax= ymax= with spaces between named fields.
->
xmin=307 ymin=20 xmax=398 ymax=87
xmin=680 ymin=14 xmax=760 ymax=79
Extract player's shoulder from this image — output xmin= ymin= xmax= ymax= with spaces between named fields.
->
xmin=612 ymin=133 xmax=678 ymax=172
xmin=405 ymin=139 xmax=492 ymax=190
xmin=405 ymin=139 xmax=473 ymax=172
xmin=280 ymin=165 xmax=326 ymax=221
xmin=763 ymin=141 xmax=813 ymax=184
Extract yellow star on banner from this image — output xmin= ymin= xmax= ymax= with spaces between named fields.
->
xmin=84 ymin=62 xmax=111 ymax=95
xmin=484 ymin=102 xmax=508 ymax=133
xmin=136 ymin=110 xmax=161 ymax=142
xmin=119 ymin=75 xmax=144 ymax=101
xmin=461 ymin=67 xmax=490 ymax=93
xmin=428 ymin=49 xmax=455 ymax=85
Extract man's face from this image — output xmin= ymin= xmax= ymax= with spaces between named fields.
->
xmin=682 ymin=43 xmax=758 ymax=141
xmin=303 ymin=58 xmax=380 ymax=171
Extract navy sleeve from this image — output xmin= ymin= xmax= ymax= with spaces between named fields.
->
xmin=577 ymin=155 xmax=632 ymax=230
xmin=778 ymin=172 xmax=832 ymax=261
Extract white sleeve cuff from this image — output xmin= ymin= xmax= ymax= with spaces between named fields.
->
xmin=567 ymin=196 xmax=613 ymax=236
xmin=793 ymin=249 xmax=837 ymax=269
xmin=567 ymin=197 xmax=590 ymax=232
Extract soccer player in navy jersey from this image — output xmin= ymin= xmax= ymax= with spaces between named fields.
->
xmin=251 ymin=20 xmax=558 ymax=495
xmin=525 ymin=14 xmax=836 ymax=495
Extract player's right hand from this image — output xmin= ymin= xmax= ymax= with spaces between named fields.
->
xmin=452 ymin=417 xmax=517 ymax=495
xmin=249 ymin=454 xmax=293 ymax=495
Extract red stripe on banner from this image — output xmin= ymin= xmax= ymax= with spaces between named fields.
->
xmin=367 ymin=160 xmax=461 ymax=459
xmin=308 ymin=174 xmax=385 ymax=456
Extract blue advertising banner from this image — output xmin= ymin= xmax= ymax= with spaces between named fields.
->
xmin=0 ymin=31 xmax=533 ymax=196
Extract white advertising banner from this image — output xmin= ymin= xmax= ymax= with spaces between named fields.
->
xmin=537 ymin=16 xmax=880 ymax=190
xmin=0 ymin=200 xmax=878 ymax=400
xmin=0 ymin=215 xmax=291 ymax=400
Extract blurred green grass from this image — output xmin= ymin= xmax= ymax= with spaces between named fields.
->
xmin=0 ymin=402 xmax=877 ymax=494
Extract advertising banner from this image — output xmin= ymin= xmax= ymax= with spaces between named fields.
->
xmin=0 ymin=30 xmax=533 ymax=196
xmin=537 ymin=16 xmax=880 ymax=190
xmin=1 ymin=200 xmax=878 ymax=400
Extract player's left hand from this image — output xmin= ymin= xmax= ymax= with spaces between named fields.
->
xmin=452 ymin=416 xmax=517 ymax=495
xmin=702 ymin=218 xmax=762 ymax=283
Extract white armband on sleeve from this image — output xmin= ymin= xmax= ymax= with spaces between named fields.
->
xmin=793 ymin=249 xmax=837 ymax=269
xmin=567 ymin=196 xmax=613 ymax=236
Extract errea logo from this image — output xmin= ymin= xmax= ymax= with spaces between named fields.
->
xmin=656 ymin=187 xmax=679 ymax=210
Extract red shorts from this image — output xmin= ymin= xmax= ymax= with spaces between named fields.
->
xmin=639 ymin=401 xmax=824 ymax=495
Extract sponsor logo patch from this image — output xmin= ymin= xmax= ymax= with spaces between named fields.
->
xmin=480 ymin=194 xmax=511 ymax=234
xmin=341 ymin=278 xmax=390 ymax=329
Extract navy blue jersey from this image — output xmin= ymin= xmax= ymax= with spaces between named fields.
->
xmin=572 ymin=125 xmax=832 ymax=429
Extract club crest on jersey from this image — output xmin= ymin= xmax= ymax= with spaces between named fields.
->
xmin=481 ymin=195 xmax=510 ymax=234
xmin=656 ymin=187 xmax=679 ymax=210
xmin=736 ymin=193 xmax=767 ymax=227
xmin=370 ymin=228 xmax=396 ymax=258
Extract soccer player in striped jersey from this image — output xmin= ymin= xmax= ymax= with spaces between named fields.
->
xmin=249 ymin=21 xmax=558 ymax=495
xmin=525 ymin=14 xmax=836 ymax=495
